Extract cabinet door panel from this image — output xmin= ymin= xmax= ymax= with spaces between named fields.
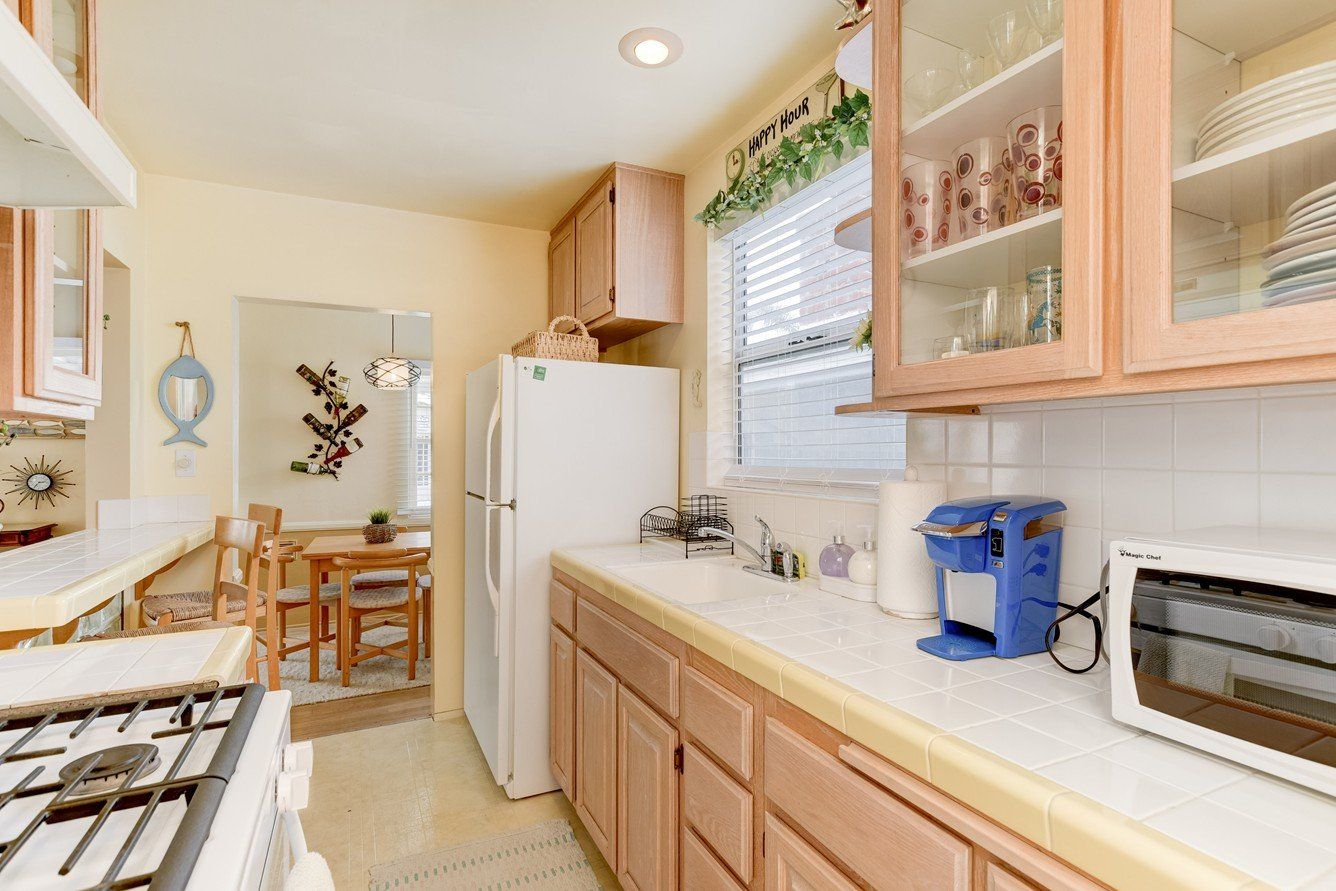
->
xmin=684 ymin=828 xmax=746 ymax=891
xmin=683 ymin=744 xmax=752 ymax=883
xmin=1122 ymin=0 xmax=1336 ymax=373
xmin=574 ymin=649 xmax=617 ymax=866
xmin=871 ymin=1 xmax=1106 ymax=398
xmin=549 ymin=627 xmax=575 ymax=798
xmin=764 ymin=814 xmax=858 ymax=891
xmin=683 ymin=666 xmax=753 ymax=780
xmin=549 ymin=219 xmax=576 ymax=331
xmin=617 ymin=686 xmax=678 ymax=891
xmin=575 ymin=181 xmax=614 ymax=323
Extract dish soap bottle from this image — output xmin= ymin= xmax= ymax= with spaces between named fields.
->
xmin=819 ymin=533 xmax=855 ymax=578
xmin=848 ymin=527 xmax=877 ymax=586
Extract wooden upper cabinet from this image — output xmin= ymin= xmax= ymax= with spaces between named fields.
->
xmin=0 ymin=0 xmax=102 ymax=419
xmin=869 ymin=0 xmax=1107 ymax=401
xmin=575 ymin=180 xmax=615 ymax=324
xmin=1121 ymin=0 xmax=1336 ymax=375
xmin=548 ymin=217 xmax=576 ymax=332
xmin=617 ymin=685 xmax=678 ymax=891
xmin=548 ymin=163 xmax=684 ymax=350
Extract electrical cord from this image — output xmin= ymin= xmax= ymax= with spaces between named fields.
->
xmin=1045 ymin=561 xmax=1111 ymax=674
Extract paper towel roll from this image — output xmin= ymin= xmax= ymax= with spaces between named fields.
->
xmin=876 ymin=468 xmax=945 ymax=618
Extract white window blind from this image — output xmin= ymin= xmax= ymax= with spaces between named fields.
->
xmin=721 ymin=152 xmax=905 ymax=493
xmin=395 ymin=361 xmax=432 ymax=521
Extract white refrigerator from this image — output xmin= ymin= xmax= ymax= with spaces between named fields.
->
xmin=464 ymin=355 xmax=678 ymax=799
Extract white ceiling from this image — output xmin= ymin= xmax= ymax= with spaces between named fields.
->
xmin=99 ymin=1 xmax=840 ymax=230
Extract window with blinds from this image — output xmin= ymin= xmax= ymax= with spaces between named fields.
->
xmin=395 ymin=360 xmax=432 ymax=520
xmin=722 ymin=152 xmax=905 ymax=491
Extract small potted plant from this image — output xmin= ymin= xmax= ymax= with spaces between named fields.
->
xmin=363 ymin=507 xmax=397 ymax=544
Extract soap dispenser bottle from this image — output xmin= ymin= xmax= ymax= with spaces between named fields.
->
xmin=847 ymin=527 xmax=877 ymax=586
xmin=819 ymin=532 xmax=855 ymax=578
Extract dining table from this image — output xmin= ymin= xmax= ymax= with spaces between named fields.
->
xmin=300 ymin=531 xmax=432 ymax=681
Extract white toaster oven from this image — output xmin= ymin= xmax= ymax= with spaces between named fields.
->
xmin=1107 ymin=527 xmax=1336 ymax=796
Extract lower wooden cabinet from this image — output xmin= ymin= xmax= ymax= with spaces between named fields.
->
xmin=549 ymin=627 xmax=574 ymax=797
xmin=574 ymin=648 xmax=618 ymax=866
xmin=617 ymin=686 xmax=679 ymax=891
xmin=551 ymin=567 xmax=1107 ymax=891
xmin=763 ymin=815 xmax=858 ymax=891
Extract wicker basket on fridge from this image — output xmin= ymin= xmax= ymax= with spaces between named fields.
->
xmin=511 ymin=316 xmax=599 ymax=362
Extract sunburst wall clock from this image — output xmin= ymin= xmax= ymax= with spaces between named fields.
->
xmin=3 ymin=456 xmax=75 ymax=509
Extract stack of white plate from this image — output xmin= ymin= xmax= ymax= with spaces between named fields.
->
xmin=1261 ymin=182 xmax=1336 ymax=308
xmin=1195 ymin=60 xmax=1336 ymax=161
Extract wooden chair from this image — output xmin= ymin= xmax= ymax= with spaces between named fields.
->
xmin=332 ymin=548 xmax=431 ymax=687
xmin=133 ymin=515 xmax=280 ymax=689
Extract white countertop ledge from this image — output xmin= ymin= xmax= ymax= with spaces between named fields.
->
xmin=0 ymin=522 xmax=213 ymax=632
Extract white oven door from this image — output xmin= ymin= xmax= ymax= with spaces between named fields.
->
xmin=1111 ymin=562 xmax=1336 ymax=795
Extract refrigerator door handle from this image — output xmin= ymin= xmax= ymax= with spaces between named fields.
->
xmin=483 ymin=384 xmax=502 ymax=506
xmin=483 ymin=503 xmax=502 ymax=658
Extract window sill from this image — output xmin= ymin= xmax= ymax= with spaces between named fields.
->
xmin=713 ymin=479 xmax=884 ymax=505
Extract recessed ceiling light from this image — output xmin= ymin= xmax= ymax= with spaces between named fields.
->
xmin=619 ymin=28 xmax=683 ymax=69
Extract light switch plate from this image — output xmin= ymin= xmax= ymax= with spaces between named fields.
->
xmin=174 ymin=449 xmax=196 ymax=478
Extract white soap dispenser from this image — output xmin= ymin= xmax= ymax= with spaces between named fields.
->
xmin=847 ymin=526 xmax=878 ymax=586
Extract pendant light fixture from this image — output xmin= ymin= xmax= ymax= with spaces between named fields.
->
xmin=363 ymin=314 xmax=420 ymax=390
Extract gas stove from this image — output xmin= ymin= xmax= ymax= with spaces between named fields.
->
xmin=0 ymin=682 xmax=311 ymax=890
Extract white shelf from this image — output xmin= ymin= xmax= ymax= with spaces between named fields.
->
xmin=835 ymin=17 xmax=872 ymax=92
xmin=0 ymin=4 xmax=135 ymax=207
xmin=834 ymin=208 xmax=872 ymax=253
xmin=902 ymin=41 xmax=1063 ymax=160
xmin=903 ymin=208 xmax=1063 ymax=289
xmin=1173 ymin=114 xmax=1336 ymax=226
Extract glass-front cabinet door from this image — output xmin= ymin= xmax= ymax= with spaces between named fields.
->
xmin=870 ymin=0 xmax=1106 ymax=399
xmin=1123 ymin=0 xmax=1336 ymax=373
xmin=21 ymin=0 xmax=102 ymax=406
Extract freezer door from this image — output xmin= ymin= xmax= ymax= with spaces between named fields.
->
xmin=463 ymin=494 xmax=515 ymax=787
xmin=464 ymin=356 xmax=515 ymax=503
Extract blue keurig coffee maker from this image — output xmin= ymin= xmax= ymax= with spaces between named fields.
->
xmin=912 ymin=496 xmax=1066 ymax=661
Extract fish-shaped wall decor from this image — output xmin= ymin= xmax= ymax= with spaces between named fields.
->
xmin=159 ymin=322 xmax=215 ymax=447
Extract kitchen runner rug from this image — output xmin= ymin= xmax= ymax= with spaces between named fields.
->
xmin=367 ymin=819 xmax=599 ymax=890
xmin=272 ymin=625 xmax=430 ymax=706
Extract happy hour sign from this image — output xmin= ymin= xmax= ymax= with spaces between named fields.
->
xmin=725 ymin=70 xmax=847 ymax=186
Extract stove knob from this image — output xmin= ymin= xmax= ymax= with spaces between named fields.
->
xmin=1317 ymin=636 xmax=1336 ymax=665
xmin=1257 ymin=624 xmax=1292 ymax=651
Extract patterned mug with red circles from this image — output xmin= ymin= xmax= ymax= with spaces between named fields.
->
xmin=901 ymin=160 xmax=953 ymax=260
xmin=1005 ymin=105 xmax=1063 ymax=221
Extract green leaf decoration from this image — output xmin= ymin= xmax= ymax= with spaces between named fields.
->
xmin=695 ymin=90 xmax=871 ymax=229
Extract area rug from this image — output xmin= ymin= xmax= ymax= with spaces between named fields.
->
xmin=272 ymin=625 xmax=430 ymax=706
xmin=367 ymin=819 xmax=598 ymax=890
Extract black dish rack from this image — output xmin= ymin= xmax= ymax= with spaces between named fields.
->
xmin=640 ymin=495 xmax=735 ymax=558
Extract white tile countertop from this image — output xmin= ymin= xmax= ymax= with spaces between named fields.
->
xmin=0 ymin=522 xmax=213 ymax=632
xmin=0 ymin=627 xmax=251 ymax=709
xmin=558 ymin=543 xmax=1336 ymax=891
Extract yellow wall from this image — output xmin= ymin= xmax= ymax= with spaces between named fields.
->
xmin=0 ymin=438 xmax=86 ymax=531
xmin=101 ymin=174 xmax=548 ymax=713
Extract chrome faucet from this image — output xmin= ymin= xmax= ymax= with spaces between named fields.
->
xmin=700 ymin=515 xmax=797 ymax=583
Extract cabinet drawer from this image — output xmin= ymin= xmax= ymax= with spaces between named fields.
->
xmin=550 ymin=578 xmax=575 ymax=633
xmin=984 ymin=861 xmax=1040 ymax=891
xmin=683 ymin=744 xmax=752 ymax=883
xmin=765 ymin=719 xmax=971 ymax=889
xmin=684 ymin=828 xmax=745 ymax=891
xmin=764 ymin=814 xmax=858 ymax=891
xmin=683 ymin=667 xmax=752 ymax=780
xmin=577 ymin=599 xmax=678 ymax=717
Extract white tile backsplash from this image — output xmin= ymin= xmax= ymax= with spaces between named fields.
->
xmin=913 ymin=385 xmax=1336 ymax=598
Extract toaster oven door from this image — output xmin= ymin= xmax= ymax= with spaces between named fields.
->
xmin=1126 ymin=568 xmax=1336 ymax=775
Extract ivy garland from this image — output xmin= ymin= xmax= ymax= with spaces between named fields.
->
xmin=695 ymin=90 xmax=871 ymax=229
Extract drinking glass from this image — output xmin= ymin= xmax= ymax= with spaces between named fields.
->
xmin=1024 ymin=266 xmax=1063 ymax=344
xmin=965 ymin=286 xmax=1017 ymax=351
xmin=900 ymin=161 xmax=953 ymax=260
xmin=951 ymin=137 xmax=1012 ymax=241
xmin=956 ymin=50 xmax=990 ymax=92
xmin=1006 ymin=105 xmax=1063 ymax=220
xmin=904 ymin=68 xmax=957 ymax=115
xmin=1025 ymin=0 xmax=1063 ymax=45
xmin=987 ymin=11 xmax=1033 ymax=69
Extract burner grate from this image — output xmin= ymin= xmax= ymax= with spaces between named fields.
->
xmin=0 ymin=682 xmax=264 ymax=890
